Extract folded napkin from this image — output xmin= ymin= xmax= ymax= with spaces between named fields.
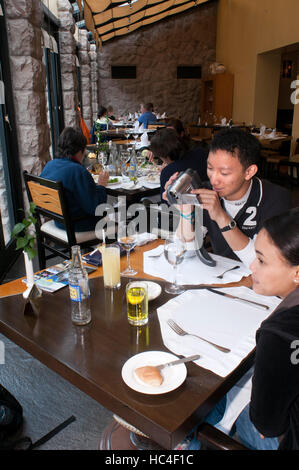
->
xmin=129 ymin=113 xmax=133 ymax=120
xmin=157 ymin=287 xmax=281 ymax=377
xmin=268 ymin=128 xmax=276 ymax=139
xmin=82 ymin=243 xmax=126 ymax=266
xmin=139 ymin=123 xmax=145 ymax=131
xmin=134 ymin=120 xmax=140 ymax=131
xmin=135 ymin=232 xmax=157 ymax=246
xmin=135 ymin=112 xmax=139 ymax=119
xmin=161 ymin=112 xmax=166 ymax=119
xmin=135 ymin=132 xmax=150 ymax=149
xmin=144 ymin=249 xmax=251 ymax=285
xmin=221 ymin=117 xmax=227 ymax=126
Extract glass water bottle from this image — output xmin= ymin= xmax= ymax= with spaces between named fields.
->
xmin=68 ymin=246 xmax=91 ymax=326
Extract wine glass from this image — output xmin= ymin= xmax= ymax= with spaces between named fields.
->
xmin=118 ymin=234 xmax=137 ymax=276
xmin=164 ymin=234 xmax=186 ymax=294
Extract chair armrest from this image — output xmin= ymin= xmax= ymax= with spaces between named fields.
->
xmin=197 ymin=423 xmax=249 ymax=450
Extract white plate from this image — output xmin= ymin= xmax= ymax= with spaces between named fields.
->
xmin=121 ymin=351 xmax=187 ymax=395
xmin=107 ymin=177 xmax=121 ymax=186
xmin=143 ymin=281 xmax=162 ymax=301
xmin=145 ymin=175 xmax=160 ymax=184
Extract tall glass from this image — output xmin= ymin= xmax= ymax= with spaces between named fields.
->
xmin=118 ymin=235 xmax=137 ymax=276
xmin=101 ymin=246 xmax=121 ymax=288
xmin=164 ymin=234 xmax=186 ymax=294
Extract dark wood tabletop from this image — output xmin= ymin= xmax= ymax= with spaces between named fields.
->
xmin=0 ymin=241 xmax=254 ymax=449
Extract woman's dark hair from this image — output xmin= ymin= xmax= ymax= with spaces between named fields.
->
xmin=166 ymin=118 xmax=185 ymax=137
xmin=56 ymin=127 xmax=87 ymax=160
xmin=210 ymin=128 xmax=261 ymax=169
xmin=97 ymin=106 xmax=107 ymax=118
xmin=262 ymin=207 xmax=299 ymax=266
xmin=149 ymin=128 xmax=184 ymax=162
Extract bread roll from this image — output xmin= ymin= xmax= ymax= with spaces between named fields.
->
xmin=135 ymin=366 xmax=163 ymax=387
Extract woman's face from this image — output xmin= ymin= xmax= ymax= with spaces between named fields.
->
xmin=250 ymin=229 xmax=299 ymax=298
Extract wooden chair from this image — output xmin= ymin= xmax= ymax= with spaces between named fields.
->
xmin=23 ymin=171 xmax=109 ymax=270
xmin=197 ymin=423 xmax=249 ymax=450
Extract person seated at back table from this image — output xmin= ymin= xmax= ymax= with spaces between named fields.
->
xmin=40 ymin=127 xmax=109 ymax=232
xmin=107 ymin=105 xmax=116 ymax=122
xmin=149 ymin=127 xmax=208 ymax=202
xmin=166 ymin=117 xmax=202 ymax=151
xmin=90 ymin=106 xmax=109 ymax=144
xmin=163 ymin=128 xmax=291 ymax=266
xmin=177 ymin=207 xmax=299 ymax=450
xmin=138 ymin=102 xmax=157 ymax=129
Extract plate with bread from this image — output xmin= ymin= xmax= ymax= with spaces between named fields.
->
xmin=121 ymin=351 xmax=187 ymax=394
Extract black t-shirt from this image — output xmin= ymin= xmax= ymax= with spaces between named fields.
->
xmin=203 ymin=177 xmax=291 ymax=260
xmin=250 ymin=288 xmax=299 ymax=449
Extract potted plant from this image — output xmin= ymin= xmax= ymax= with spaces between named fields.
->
xmin=11 ymin=202 xmax=41 ymax=299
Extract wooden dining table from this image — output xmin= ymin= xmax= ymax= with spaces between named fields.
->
xmin=0 ymin=240 xmax=254 ymax=450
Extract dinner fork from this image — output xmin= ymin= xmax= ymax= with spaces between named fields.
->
xmin=166 ymin=319 xmax=231 ymax=353
xmin=216 ymin=265 xmax=240 ymax=279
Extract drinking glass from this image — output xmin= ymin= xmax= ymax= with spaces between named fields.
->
xmin=118 ymin=235 xmax=137 ymax=276
xmin=101 ymin=245 xmax=121 ymax=288
xmin=126 ymin=281 xmax=148 ymax=326
xmin=164 ymin=234 xmax=186 ymax=294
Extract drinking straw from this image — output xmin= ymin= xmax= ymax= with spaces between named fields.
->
xmin=102 ymin=229 xmax=106 ymax=248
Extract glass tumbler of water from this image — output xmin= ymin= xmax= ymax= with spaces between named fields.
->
xmin=164 ymin=234 xmax=186 ymax=295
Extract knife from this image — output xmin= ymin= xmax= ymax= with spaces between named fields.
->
xmin=157 ymin=354 xmax=200 ymax=370
xmin=206 ymin=288 xmax=269 ymax=311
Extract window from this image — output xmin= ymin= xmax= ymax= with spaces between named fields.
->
xmin=111 ymin=66 xmax=136 ymax=79
xmin=177 ymin=66 xmax=202 ymax=79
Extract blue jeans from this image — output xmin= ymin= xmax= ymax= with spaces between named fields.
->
xmin=234 ymin=404 xmax=279 ymax=450
xmin=185 ymin=398 xmax=279 ymax=450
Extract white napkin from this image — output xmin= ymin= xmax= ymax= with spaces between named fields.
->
xmin=134 ymin=120 xmax=140 ymax=131
xmin=217 ymin=367 xmax=253 ymax=432
xmin=136 ymin=132 xmax=150 ymax=149
xmin=221 ymin=117 xmax=227 ymax=126
xmin=162 ymin=112 xmax=166 ymax=119
xmin=139 ymin=123 xmax=145 ymax=131
xmin=268 ymin=128 xmax=276 ymax=138
xmin=135 ymin=232 xmax=158 ymax=246
xmin=135 ymin=112 xmax=139 ymax=119
xmin=144 ymin=249 xmax=251 ymax=285
xmin=157 ymin=287 xmax=281 ymax=377
xmin=129 ymin=113 xmax=133 ymax=120
xmin=259 ymin=125 xmax=266 ymax=136
xmin=156 ymin=113 xmax=161 ymax=119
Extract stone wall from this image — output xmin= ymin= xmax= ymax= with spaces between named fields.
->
xmin=4 ymin=0 xmax=50 ymax=175
xmin=57 ymin=0 xmax=79 ymax=128
xmin=97 ymin=2 xmax=217 ymax=126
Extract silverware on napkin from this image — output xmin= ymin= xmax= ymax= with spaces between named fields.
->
xmin=167 ymin=319 xmax=230 ymax=353
xmin=206 ymin=287 xmax=269 ymax=310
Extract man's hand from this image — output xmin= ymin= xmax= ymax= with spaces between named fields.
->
xmin=191 ymin=188 xmax=230 ymax=228
xmin=97 ymin=171 xmax=109 ymax=187
xmin=162 ymin=172 xmax=179 ymax=203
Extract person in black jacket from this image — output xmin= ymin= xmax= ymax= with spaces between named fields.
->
xmin=164 ymin=128 xmax=291 ymax=266
xmin=149 ymin=127 xmax=208 ymax=201
xmin=177 ymin=207 xmax=299 ymax=450
xmin=234 ymin=208 xmax=299 ymax=450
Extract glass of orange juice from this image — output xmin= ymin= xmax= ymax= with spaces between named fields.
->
xmin=126 ymin=281 xmax=148 ymax=326
xmin=101 ymin=246 xmax=121 ymax=289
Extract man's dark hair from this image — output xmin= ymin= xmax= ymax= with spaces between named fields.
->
xmin=209 ymin=128 xmax=261 ymax=169
xmin=150 ymin=127 xmax=184 ymax=162
xmin=56 ymin=127 xmax=87 ymax=160
xmin=144 ymin=102 xmax=154 ymax=112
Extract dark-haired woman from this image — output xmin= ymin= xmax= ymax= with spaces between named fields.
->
xmin=90 ymin=106 xmax=109 ymax=144
xmin=40 ymin=127 xmax=108 ymax=232
xmin=149 ymin=127 xmax=208 ymax=201
xmin=181 ymin=207 xmax=299 ymax=450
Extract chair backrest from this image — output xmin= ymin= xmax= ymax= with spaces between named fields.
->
xmin=23 ymin=171 xmax=77 ymax=246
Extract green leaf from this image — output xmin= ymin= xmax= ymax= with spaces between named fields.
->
xmin=11 ymin=223 xmax=25 ymax=237
xmin=29 ymin=202 xmax=36 ymax=213
xmin=24 ymin=246 xmax=37 ymax=261
xmin=16 ymin=237 xmax=28 ymax=249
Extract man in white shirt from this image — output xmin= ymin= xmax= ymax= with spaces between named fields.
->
xmin=163 ymin=128 xmax=291 ymax=266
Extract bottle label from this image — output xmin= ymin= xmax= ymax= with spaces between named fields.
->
xmin=69 ymin=284 xmax=82 ymax=302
